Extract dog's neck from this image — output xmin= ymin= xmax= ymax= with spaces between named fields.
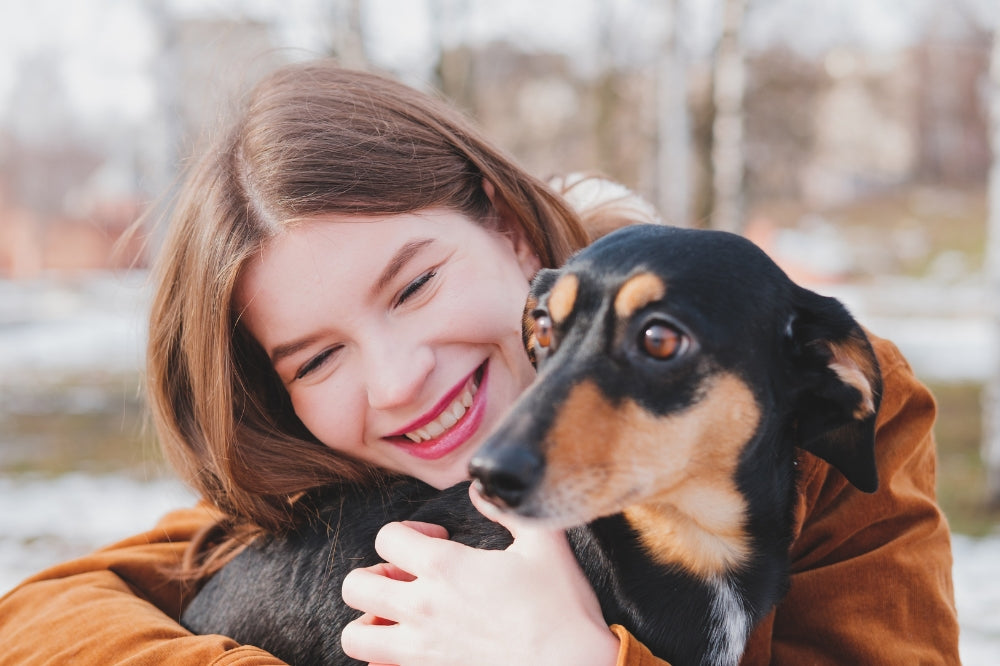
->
xmin=622 ymin=494 xmax=751 ymax=580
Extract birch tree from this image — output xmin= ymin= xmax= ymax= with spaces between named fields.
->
xmin=984 ymin=24 xmax=1000 ymax=507
xmin=655 ymin=0 xmax=691 ymax=227
xmin=331 ymin=0 xmax=366 ymax=68
xmin=710 ymin=0 xmax=748 ymax=233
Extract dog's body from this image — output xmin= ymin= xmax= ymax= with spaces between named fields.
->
xmin=183 ymin=224 xmax=882 ymax=666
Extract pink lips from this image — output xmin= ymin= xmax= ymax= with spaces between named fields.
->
xmin=386 ymin=362 xmax=489 ymax=461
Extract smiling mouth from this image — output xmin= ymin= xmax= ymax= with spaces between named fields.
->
xmin=401 ymin=365 xmax=484 ymax=443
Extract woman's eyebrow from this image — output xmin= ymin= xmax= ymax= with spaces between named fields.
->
xmin=270 ymin=334 xmax=323 ymax=366
xmin=371 ymin=238 xmax=434 ymax=297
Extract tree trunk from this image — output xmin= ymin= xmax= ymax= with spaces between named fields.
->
xmin=655 ymin=0 xmax=690 ymax=227
xmin=984 ymin=27 xmax=1000 ymax=507
xmin=710 ymin=0 xmax=747 ymax=233
xmin=332 ymin=0 xmax=366 ymax=68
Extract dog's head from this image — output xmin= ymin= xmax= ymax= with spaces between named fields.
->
xmin=470 ymin=224 xmax=881 ymax=547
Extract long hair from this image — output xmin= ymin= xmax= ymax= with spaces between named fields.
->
xmin=146 ymin=61 xmax=590 ymax=547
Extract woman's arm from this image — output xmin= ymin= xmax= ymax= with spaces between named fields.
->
xmin=0 ymin=504 xmax=287 ymax=665
xmin=741 ymin=334 xmax=961 ymax=664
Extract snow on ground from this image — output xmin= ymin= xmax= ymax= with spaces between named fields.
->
xmin=952 ymin=534 xmax=1000 ymax=664
xmin=0 ymin=473 xmax=197 ymax=595
xmin=0 ymin=272 xmax=149 ymax=384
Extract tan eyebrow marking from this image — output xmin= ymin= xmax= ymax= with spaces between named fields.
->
xmin=614 ymin=272 xmax=667 ymax=318
xmin=371 ymin=238 xmax=435 ymax=298
xmin=547 ymin=274 xmax=579 ymax=325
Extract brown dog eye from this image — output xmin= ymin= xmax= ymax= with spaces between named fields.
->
xmin=534 ymin=315 xmax=553 ymax=348
xmin=642 ymin=323 xmax=682 ymax=359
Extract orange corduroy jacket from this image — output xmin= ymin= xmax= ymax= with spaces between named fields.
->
xmin=0 ymin=336 xmax=961 ymax=665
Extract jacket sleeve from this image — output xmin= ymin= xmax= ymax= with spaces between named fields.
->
xmin=0 ymin=503 xmax=287 ymax=665
xmin=611 ymin=335 xmax=960 ymax=666
xmin=610 ymin=625 xmax=672 ymax=666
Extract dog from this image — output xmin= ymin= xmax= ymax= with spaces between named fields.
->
xmin=182 ymin=223 xmax=882 ymax=666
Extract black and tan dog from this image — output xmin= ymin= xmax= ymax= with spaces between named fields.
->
xmin=183 ymin=224 xmax=881 ymax=666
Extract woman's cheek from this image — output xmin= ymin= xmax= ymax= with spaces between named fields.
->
xmin=291 ymin=382 xmax=364 ymax=456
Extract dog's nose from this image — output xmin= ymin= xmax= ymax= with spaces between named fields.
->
xmin=468 ymin=447 xmax=543 ymax=510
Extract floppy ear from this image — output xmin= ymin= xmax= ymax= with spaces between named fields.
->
xmin=786 ymin=287 xmax=882 ymax=493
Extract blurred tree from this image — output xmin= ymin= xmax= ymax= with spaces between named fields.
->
xmin=433 ymin=0 xmax=475 ymax=112
xmin=331 ymin=0 xmax=367 ymax=68
xmin=710 ymin=0 xmax=747 ymax=232
xmin=986 ymin=24 xmax=1000 ymax=507
xmin=655 ymin=0 xmax=690 ymax=227
xmin=913 ymin=7 xmax=992 ymax=186
xmin=742 ymin=49 xmax=824 ymax=206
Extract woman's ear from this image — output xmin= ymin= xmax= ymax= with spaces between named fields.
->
xmin=513 ymin=233 xmax=542 ymax=279
xmin=483 ymin=178 xmax=541 ymax=279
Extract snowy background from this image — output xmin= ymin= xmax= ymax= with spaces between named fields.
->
xmin=0 ymin=270 xmax=997 ymax=663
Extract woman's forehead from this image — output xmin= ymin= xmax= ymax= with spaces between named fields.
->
xmin=233 ymin=211 xmax=478 ymax=321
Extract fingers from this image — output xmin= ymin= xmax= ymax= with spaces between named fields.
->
xmin=398 ymin=519 xmax=449 ymax=540
xmin=344 ymin=521 xmax=460 ymax=622
xmin=342 ymin=565 xmax=409 ymax=621
xmin=469 ymin=484 xmax=566 ymax=553
xmin=361 ymin=560 xmax=416 ymax=583
xmin=341 ymin=617 xmax=399 ymax=665
xmin=468 ymin=482 xmax=528 ymax=539
xmin=468 ymin=482 xmax=505 ymax=522
xmin=373 ymin=520 xmax=463 ymax=577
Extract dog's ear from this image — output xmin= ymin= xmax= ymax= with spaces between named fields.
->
xmin=785 ymin=287 xmax=882 ymax=493
xmin=523 ymin=268 xmax=562 ymax=360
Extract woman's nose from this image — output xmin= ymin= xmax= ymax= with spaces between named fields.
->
xmin=364 ymin=334 xmax=434 ymax=411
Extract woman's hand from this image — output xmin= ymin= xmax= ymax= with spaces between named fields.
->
xmin=340 ymin=486 xmax=620 ymax=666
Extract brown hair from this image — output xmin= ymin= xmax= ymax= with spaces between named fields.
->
xmin=146 ymin=61 xmax=590 ymax=553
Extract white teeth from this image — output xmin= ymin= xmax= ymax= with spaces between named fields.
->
xmin=402 ymin=376 xmax=480 ymax=443
xmin=439 ymin=410 xmax=458 ymax=429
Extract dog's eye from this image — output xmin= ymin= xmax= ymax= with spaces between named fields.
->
xmin=642 ymin=323 xmax=684 ymax=360
xmin=534 ymin=314 xmax=554 ymax=348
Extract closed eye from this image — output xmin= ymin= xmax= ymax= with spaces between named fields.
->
xmin=395 ymin=270 xmax=436 ymax=307
xmin=295 ymin=346 xmax=341 ymax=380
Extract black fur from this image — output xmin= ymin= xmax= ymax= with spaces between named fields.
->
xmin=182 ymin=480 xmax=510 ymax=664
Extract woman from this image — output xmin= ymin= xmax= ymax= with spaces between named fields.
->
xmin=0 ymin=61 xmax=960 ymax=665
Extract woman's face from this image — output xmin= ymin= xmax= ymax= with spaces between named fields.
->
xmin=235 ymin=209 xmax=542 ymax=489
